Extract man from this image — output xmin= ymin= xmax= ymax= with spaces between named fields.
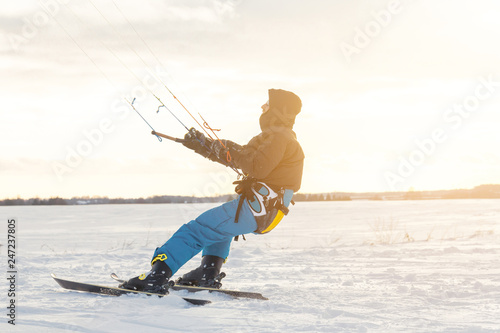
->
xmin=120 ymin=89 xmax=304 ymax=293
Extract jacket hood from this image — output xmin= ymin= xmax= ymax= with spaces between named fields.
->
xmin=260 ymin=89 xmax=302 ymax=130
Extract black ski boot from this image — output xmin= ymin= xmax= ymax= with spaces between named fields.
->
xmin=119 ymin=260 xmax=172 ymax=294
xmin=177 ymin=255 xmax=225 ymax=288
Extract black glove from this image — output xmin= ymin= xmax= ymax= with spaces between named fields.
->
xmin=182 ymin=128 xmax=213 ymax=157
xmin=182 ymin=128 xmax=235 ymax=166
xmin=210 ymin=140 xmax=228 ymax=162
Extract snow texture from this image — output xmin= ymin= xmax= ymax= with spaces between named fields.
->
xmin=1 ymin=199 xmax=500 ymax=332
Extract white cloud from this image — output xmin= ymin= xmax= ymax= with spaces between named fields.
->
xmin=2 ymin=0 xmax=500 ymax=198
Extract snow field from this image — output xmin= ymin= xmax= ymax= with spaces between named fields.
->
xmin=1 ymin=199 xmax=499 ymax=332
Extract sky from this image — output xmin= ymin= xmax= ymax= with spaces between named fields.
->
xmin=1 ymin=0 xmax=500 ymax=199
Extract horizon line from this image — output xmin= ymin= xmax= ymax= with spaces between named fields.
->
xmin=2 ymin=183 xmax=499 ymax=201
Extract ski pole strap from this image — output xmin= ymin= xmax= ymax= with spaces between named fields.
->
xmin=234 ymin=234 xmax=246 ymax=242
xmin=234 ymin=195 xmax=246 ymax=224
xmin=232 ymin=176 xmax=256 ymax=242
xmin=232 ymin=176 xmax=257 ymax=224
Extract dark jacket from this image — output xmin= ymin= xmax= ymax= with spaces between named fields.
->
xmin=227 ymin=89 xmax=305 ymax=192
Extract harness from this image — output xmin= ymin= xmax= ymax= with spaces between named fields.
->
xmin=233 ymin=176 xmax=294 ymax=240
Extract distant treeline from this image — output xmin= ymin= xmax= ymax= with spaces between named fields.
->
xmin=0 ymin=193 xmax=351 ymax=206
xmin=402 ymin=184 xmax=500 ymax=200
xmin=292 ymin=193 xmax=352 ymax=201
xmin=0 ymin=195 xmax=236 ymax=206
xmin=2 ymin=184 xmax=499 ymax=206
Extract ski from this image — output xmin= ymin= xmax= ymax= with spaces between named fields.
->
xmin=110 ymin=273 xmax=127 ymax=284
xmin=110 ymin=273 xmax=268 ymax=300
xmin=52 ymin=274 xmax=211 ymax=306
xmin=171 ymin=284 xmax=268 ymax=300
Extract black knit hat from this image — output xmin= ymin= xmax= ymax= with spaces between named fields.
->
xmin=268 ymin=89 xmax=302 ymax=117
xmin=260 ymin=89 xmax=301 ymax=129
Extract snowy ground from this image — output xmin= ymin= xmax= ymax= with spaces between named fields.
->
xmin=1 ymin=199 xmax=500 ymax=332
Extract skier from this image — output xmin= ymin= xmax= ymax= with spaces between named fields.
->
xmin=120 ymin=89 xmax=304 ymax=293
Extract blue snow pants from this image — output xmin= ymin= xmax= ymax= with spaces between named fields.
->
xmin=151 ymin=196 xmax=257 ymax=275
